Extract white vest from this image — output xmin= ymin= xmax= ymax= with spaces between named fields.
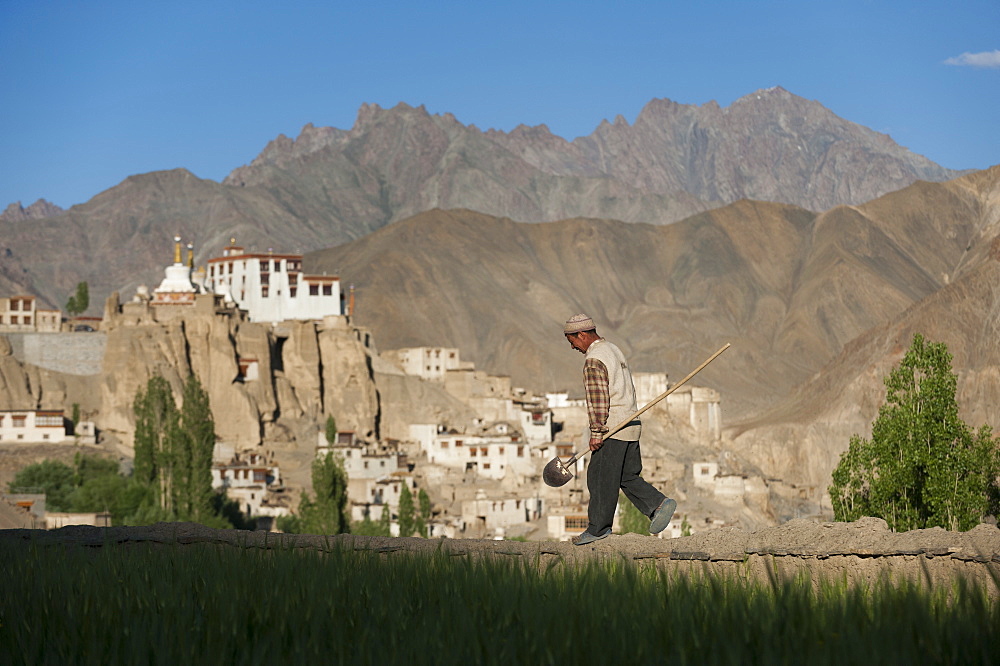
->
xmin=585 ymin=338 xmax=641 ymax=441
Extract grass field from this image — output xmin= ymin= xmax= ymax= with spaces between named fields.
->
xmin=1 ymin=539 xmax=997 ymax=664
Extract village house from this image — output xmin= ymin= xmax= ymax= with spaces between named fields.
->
xmin=386 ymin=346 xmax=467 ymax=381
xmin=461 ymin=489 xmax=544 ymax=539
xmin=0 ymin=295 xmax=61 ymax=332
xmin=211 ymin=451 xmax=290 ymax=521
xmin=409 ymin=422 xmax=539 ymax=481
xmin=0 ymin=410 xmax=68 ymax=444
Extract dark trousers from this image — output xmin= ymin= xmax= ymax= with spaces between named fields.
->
xmin=586 ymin=438 xmax=666 ymax=536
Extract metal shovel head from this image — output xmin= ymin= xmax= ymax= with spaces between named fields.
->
xmin=543 ymin=456 xmax=575 ymax=487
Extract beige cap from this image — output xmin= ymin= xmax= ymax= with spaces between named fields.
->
xmin=564 ymin=313 xmax=596 ymax=335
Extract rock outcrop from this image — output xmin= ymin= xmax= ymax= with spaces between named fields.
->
xmin=99 ymin=293 xmax=379 ymax=452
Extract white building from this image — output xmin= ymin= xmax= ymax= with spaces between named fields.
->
xmin=206 ymin=240 xmax=342 ymax=323
xmin=693 ymin=461 xmax=719 ymax=489
xmin=0 ymin=295 xmax=60 ymax=332
xmin=632 ymin=372 xmax=669 ymax=407
xmin=0 ymin=410 xmax=68 ymax=444
xmin=461 ymin=491 xmax=543 ymax=538
xmin=392 ymin=347 xmax=464 ymax=381
xmin=518 ymin=407 xmax=553 ymax=447
xmin=211 ymin=451 xmax=288 ymax=519
xmin=666 ymin=386 xmax=723 ymax=441
xmin=420 ymin=427 xmax=536 ymax=481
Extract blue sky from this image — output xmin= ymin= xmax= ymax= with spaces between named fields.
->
xmin=1 ymin=0 xmax=997 ymax=209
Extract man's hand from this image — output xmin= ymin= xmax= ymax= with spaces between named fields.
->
xmin=589 ymin=436 xmax=604 ymax=452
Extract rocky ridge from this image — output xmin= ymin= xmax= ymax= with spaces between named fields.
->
xmin=0 ymin=89 xmax=965 ymax=312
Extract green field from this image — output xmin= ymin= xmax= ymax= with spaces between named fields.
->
xmin=1 ymin=540 xmax=997 ymax=664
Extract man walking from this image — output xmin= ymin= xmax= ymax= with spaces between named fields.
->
xmin=563 ymin=313 xmax=676 ymax=545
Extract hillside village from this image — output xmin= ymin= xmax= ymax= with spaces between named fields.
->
xmin=0 ymin=236 xmax=826 ymax=538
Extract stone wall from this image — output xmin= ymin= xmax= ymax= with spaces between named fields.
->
xmin=1 ymin=332 xmax=106 ymax=376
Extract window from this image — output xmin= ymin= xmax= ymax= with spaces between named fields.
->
xmin=440 ymin=441 xmax=449 ymax=449
xmin=517 ymin=446 xmax=524 ymax=457
xmin=261 ymin=285 xmax=269 ymax=298
xmin=470 ymin=448 xmax=477 ymax=457
xmin=565 ymin=516 xmax=588 ymax=530
xmin=289 ymin=286 xmax=297 ymax=298
xmin=12 ymin=415 xmax=26 ymax=428
xmin=10 ymin=316 xmax=18 ymax=325
xmin=498 ymin=447 xmax=505 ymax=455
xmin=260 ymin=273 xmax=269 ymax=285
xmin=323 ymin=284 xmax=333 ymax=296
xmin=479 ymin=448 xmax=487 ymax=456
xmin=309 ymin=284 xmax=319 ymax=296
xmin=254 ymin=470 xmax=266 ymax=483
xmin=483 ymin=463 xmax=491 ymax=469
xmin=455 ymin=440 xmax=463 ymax=447
xmin=260 ymin=260 xmax=270 ymax=272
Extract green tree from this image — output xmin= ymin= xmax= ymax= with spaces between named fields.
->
xmin=616 ymin=492 xmax=649 ymax=535
xmin=830 ymin=334 xmax=1000 ymax=532
xmin=133 ymin=375 xmax=181 ymax=514
xmin=8 ymin=459 xmax=75 ymax=511
xmin=352 ymin=502 xmax=393 ymax=537
xmin=70 ymin=403 xmax=81 ymax=431
xmin=176 ymin=374 xmax=216 ymax=522
xmin=65 ymin=281 xmax=89 ymax=316
xmin=397 ymin=484 xmax=415 ymax=537
xmin=132 ymin=373 xmax=221 ymax=524
xmin=415 ymin=488 xmax=432 ymax=537
xmin=325 ymin=415 xmax=338 ymax=445
xmin=285 ymin=453 xmax=351 ymax=535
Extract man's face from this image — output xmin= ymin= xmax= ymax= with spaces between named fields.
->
xmin=566 ymin=332 xmax=588 ymax=354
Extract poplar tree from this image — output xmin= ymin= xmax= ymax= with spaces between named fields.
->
xmin=133 ymin=373 xmax=217 ymax=522
xmin=299 ymin=452 xmax=350 ymax=534
xmin=325 ymin=415 xmax=338 ymax=445
xmin=416 ymin=488 xmax=432 ymax=537
xmin=133 ymin=375 xmax=180 ymax=514
xmin=830 ymin=334 xmax=1000 ymax=531
xmin=177 ymin=374 xmax=216 ymax=521
xmin=397 ymin=484 xmax=415 ymax=537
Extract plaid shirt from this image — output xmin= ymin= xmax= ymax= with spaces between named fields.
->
xmin=583 ymin=357 xmax=610 ymax=435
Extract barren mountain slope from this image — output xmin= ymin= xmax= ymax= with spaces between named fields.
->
xmin=729 ymin=166 xmax=1000 ymax=486
xmin=307 ymin=170 xmax=988 ymax=420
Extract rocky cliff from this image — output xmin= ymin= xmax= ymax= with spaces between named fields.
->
xmin=99 ymin=294 xmax=379 ymax=455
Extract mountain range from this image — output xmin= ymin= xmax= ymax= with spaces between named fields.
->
xmin=0 ymin=87 xmax=961 ymax=311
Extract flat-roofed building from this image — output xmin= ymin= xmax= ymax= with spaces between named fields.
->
xmin=0 ymin=295 xmax=61 ymax=332
xmin=0 ymin=410 xmax=68 ymax=443
xmin=206 ymin=240 xmax=342 ymax=323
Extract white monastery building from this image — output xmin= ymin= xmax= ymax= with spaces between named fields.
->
xmin=206 ymin=239 xmax=342 ymax=323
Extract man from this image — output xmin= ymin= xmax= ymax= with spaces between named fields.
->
xmin=563 ymin=313 xmax=676 ymax=545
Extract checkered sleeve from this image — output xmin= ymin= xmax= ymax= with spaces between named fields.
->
xmin=583 ymin=358 xmax=610 ymax=435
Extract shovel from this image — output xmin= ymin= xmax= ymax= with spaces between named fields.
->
xmin=542 ymin=343 xmax=731 ymax=487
